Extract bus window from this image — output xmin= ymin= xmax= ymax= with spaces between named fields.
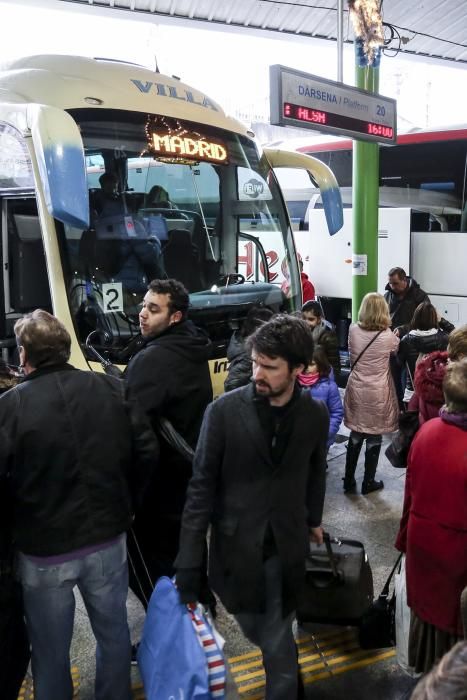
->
xmin=236 ymin=167 xmax=300 ymax=296
xmin=56 ymin=109 xmax=295 ymax=362
xmin=0 ymin=124 xmax=34 ymax=190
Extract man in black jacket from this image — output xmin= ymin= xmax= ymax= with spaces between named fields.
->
xmin=175 ymin=315 xmax=329 ymax=700
xmin=125 ymin=278 xmax=213 ymax=606
xmin=301 ymin=300 xmax=341 ymax=379
xmin=384 ymin=267 xmax=430 ymax=336
xmin=0 ymin=310 xmax=158 ymax=700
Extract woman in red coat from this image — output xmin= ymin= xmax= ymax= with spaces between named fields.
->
xmin=408 ymin=350 xmax=448 ymax=425
xmin=395 ymin=359 xmax=467 ymax=673
xmin=408 ymin=325 xmax=467 ymax=425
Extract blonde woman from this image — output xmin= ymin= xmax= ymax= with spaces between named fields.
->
xmin=343 ymin=293 xmax=399 ymax=494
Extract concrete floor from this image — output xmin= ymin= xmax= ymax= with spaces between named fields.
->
xmin=19 ymin=429 xmax=420 ymax=700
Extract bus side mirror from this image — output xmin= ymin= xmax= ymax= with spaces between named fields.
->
xmin=29 ymin=105 xmax=89 ymax=229
xmin=263 ymin=148 xmax=344 ymax=236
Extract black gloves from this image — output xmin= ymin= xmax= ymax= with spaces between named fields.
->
xmin=175 ymin=568 xmax=202 ymax=605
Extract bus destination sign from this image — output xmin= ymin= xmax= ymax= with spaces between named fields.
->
xmin=270 ymin=65 xmax=397 ymax=145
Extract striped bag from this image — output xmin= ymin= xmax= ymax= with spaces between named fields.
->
xmin=189 ymin=605 xmax=226 ymax=699
xmin=138 ymin=577 xmax=224 ymax=699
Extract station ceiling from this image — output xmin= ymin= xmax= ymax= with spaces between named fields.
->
xmin=56 ymin=0 xmax=467 ymax=65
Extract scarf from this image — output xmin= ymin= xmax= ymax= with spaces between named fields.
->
xmin=298 ymin=371 xmax=320 ymax=387
xmin=408 ymin=328 xmax=438 ymax=337
xmin=439 ymin=407 xmax=467 ymax=431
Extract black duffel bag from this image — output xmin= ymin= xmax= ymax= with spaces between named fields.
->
xmin=297 ymin=533 xmax=373 ymax=626
xmin=359 ymin=553 xmax=402 ymax=649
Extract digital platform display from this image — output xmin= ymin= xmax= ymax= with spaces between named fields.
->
xmin=270 ymin=65 xmax=397 ymax=145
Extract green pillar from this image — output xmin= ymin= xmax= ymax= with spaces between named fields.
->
xmin=352 ymin=39 xmax=381 ymax=321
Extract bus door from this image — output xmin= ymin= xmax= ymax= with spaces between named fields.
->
xmin=0 ymin=196 xmax=52 ymax=362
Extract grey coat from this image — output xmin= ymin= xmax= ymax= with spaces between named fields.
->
xmin=175 ymin=383 xmax=329 ymax=614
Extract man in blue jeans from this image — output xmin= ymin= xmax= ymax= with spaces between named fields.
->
xmin=0 ymin=310 xmax=158 ymax=700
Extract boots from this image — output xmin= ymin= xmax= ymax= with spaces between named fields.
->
xmin=361 ymin=442 xmax=384 ymax=495
xmin=343 ymin=435 xmax=363 ymax=493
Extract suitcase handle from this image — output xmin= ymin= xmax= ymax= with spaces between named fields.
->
xmin=323 ymin=532 xmax=340 ymax=579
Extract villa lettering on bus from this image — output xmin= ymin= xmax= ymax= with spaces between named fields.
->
xmin=130 ymin=79 xmax=219 ymax=111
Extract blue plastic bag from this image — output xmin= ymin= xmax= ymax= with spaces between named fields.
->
xmin=137 ymin=576 xmax=212 ymax=700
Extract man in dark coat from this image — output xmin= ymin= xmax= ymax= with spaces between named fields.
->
xmin=175 ymin=315 xmax=329 ymax=700
xmin=125 ymin=278 xmax=213 ymax=606
xmin=384 ymin=267 xmax=430 ymax=336
xmin=0 ymin=310 xmax=158 ymax=700
xmin=301 ymin=300 xmax=341 ymax=379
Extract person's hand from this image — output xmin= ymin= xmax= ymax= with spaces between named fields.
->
xmin=393 ymin=328 xmax=400 ymax=337
xmin=309 ymin=526 xmax=324 ymax=546
xmin=175 ymin=568 xmax=202 ymax=605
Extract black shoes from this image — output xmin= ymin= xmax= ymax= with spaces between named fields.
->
xmin=131 ymin=642 xmax=139 ymax=666
xmin=343 ymin=477 xmax=384 ymax=494
xmin=361 ymin=479 xmax=384 ymax=495
xmin=343 ymin=477 xmax=357 ymax=494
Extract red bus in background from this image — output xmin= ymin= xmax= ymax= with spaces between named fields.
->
xmin=278 ymin=125 xmax=467 ymax=232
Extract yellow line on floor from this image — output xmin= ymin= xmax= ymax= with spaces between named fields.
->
xmin=17 ymin=666 xmax=80 ymax=700
xmin=306 ymin=648 xmax=396 ymax=681
xmin=300 ymin=640 xmax=361 ymax=667
xmin=300 ymin=646 xmax=393 ymax=676
xmin=236 ymin=647 xmax=396 ymax=695
xmin=232 ymin=639 xmax=359 ymax=683
xmin=229 ymin=626 xmax=357 ymax=665
xmin=246 ymin=649 xmax=397 ymax=699
xmin=230 ymin=631 xmax=356 ymax=674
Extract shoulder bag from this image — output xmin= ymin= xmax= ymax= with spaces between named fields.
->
xmin=350 ymin=329 xmax=384 ymax=373
xmin=385 ymin=407 xmax=419 ymax=469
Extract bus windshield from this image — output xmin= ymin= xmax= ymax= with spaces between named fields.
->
xmin=58 ymin=109 xmax=300 ymax=362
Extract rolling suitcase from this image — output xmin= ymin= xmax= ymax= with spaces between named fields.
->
xmin=297 ymin=533 xmax=373 ymax=626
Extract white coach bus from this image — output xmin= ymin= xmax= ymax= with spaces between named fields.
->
xmin=0 ymin=55 xmax=342 ymax=393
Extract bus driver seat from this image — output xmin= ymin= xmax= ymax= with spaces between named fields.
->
xmin=163 ymin=229 xmax=203 ymax=292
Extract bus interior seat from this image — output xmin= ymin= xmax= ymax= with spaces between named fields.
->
xmin=163 ymin=229 xmax=203 ymax=292
xmin=125 ymin=191 xmax=145 ymax=213
xmin=79 ymin=220 xmax=164 ymax=291
xmin=9 ymin=214 xmax=52 ymax=312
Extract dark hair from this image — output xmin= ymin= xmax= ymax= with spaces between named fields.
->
xmin=147 ymin=185 xmax=171 ymax=207
xmin=388 ymin=267 xmax=407 ymax=280
xmin=312 ymin=344 xmax=331 ymax=377
xmin=246 ymin=314 xmax=314 ymax=370
xmin=302 ymin=300 xmax=322 ymax=317
xmin=99 ymin=172 xmax=117 ymax=187
xmin=14 ymin=309 xmax=71 ymax=368
xmin=147 ymin=278 xmax=189 ymax=320
xmin=241 ymin=306 xmax=275 ymax=338
xmin=410 ymin=641 xmax=467 ymax=700
xmin=443 ymin=358 xmax=467 ymax=413
xmin=410 ymin=301 xmax=438 ymax=331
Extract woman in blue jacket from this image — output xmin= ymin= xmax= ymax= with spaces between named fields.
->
xmin=299 ymin=345 xmax=344 ymax=448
